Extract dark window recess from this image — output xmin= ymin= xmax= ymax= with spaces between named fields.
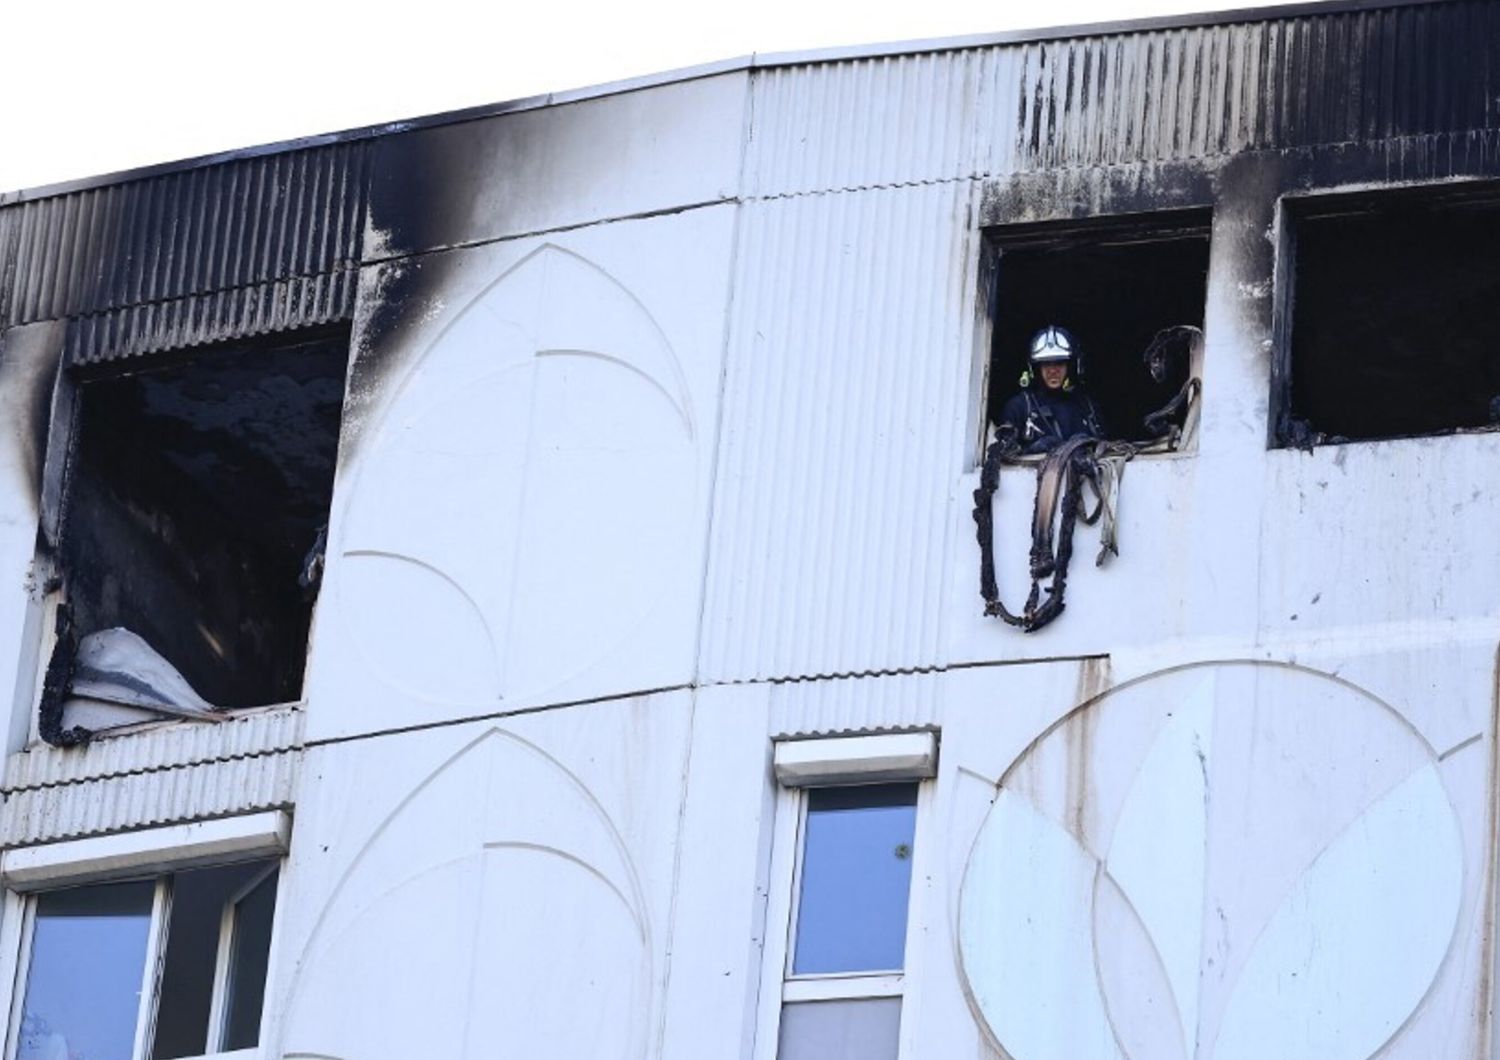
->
xmin=1280 ymin=187 xmax=1500 ymax=445
xmin=52 ymin=329 xmax=348 ymax=726
xmin=986 ymin=215 xmax=1210 ymax=445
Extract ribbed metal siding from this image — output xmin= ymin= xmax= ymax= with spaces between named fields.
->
xmin=65 ymin=271 xmax=357 ymax=366
xmin=1004 ymin=2 xmax=1499 ymax=171
xmin=699 ymin=182 xmax=977 ymax=683
xmin=768 ymin=671 xmax=942 ymax=738
xmin=745 ymin=51 xmax=986 ymax=199
xmin=2 ymin=707 xmax=302 ymax=791
xmin=1 ymin=141 xmax=369 ymax=330
xmin=744 ymin=1 xmax=1500 ymax=198
xmin=0 ymin=750 xmax=298 ymax=847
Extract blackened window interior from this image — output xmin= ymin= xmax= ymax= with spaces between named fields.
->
xmin=987 ymin=214 xmax=1210 ymax=445
xmin=60 ymin=329 xmax=349 ymax=708
xmin=1282 ymin=187 xmax=1500 ymax=444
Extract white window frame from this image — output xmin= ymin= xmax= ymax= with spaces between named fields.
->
xmin=755 ymin=732 xmax=937 ymax=1060
xmin=0 ymin=812 xmax=289 ymax=1060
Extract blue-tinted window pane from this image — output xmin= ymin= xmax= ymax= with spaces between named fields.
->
xmin=777 ymin=998 xmax=901 ymax=1060
xmin=792 ymin=784 xmax=917 ymax=974
xmin=18 ymin=881 xmax=154 ymax=1060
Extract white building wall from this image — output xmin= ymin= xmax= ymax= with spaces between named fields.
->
xmin=1 ymin=10 xmax=1498 ymax=1060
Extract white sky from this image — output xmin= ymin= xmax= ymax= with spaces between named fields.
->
xmin=1 ymin=0 xmax=1312 ymax=194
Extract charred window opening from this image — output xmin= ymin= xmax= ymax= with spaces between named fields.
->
xmin=985 ymin=213 xmax=1211 ymax=449
xmin=1278 ymin=186 xmax=1500 ymax=446
xmin=47 ymin=328 xmax=349 ymax=731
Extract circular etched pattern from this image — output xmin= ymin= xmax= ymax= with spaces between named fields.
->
xmin=958 ymin=662 xmax=1464 ymax=1060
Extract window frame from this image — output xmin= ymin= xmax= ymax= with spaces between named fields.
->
xmin=755 ymin=733 xmax=938 ymax=1060
xmin=971 ymin=210 xmax=1213 ymax=466
xmin=1269 ymin=179 xmax=1500 ymax=449
xmin=0 ymin=813 xmax=289 ymax=1060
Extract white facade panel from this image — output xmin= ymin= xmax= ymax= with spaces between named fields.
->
xmin=309 ymin=205 xmax=738 ymax=741
xmin=268 ymin=690 xmax=693 ymax=1060
xmin=700 ymin=182 xmax=979 ymax=683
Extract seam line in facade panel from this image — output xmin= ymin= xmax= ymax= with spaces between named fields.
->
xmin=688 ymin=72 xmax=758 ymax=688
xmin=745 ymin=175 xmax=975 ymax=203
xmin=302 ymin=683 xmax=697 ymax=750
xmin=360 ymin=198 xmax=736 ymax=269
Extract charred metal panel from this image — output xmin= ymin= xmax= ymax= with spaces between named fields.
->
xmin=64 ymin=269 xmax=357 ymax=367
xmin=0 ymin=141 xmax=369 ymax=333
xmin=363 ymin=74 xmax=747 ymax=261
xmin=744 ymin=1 xmax=1499 ymax=201
xmin=1004 ymin=1 xmax=1500 ymax=172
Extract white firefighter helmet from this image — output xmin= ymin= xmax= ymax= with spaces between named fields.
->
xmin=1029 ymin=325 xmax=1078 ymax=365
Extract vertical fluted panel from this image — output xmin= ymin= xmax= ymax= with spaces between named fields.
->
xmin=1 ymin=141 xmax=369 ymax=329
xmin=739 ymin=1 xmax=1498 ymax=200
xmin=745 ymin=51 xmax=983 ymax=198
xmin=768 ymin=671 xmax=943 ymax=738
xmin=701 ymin=181 xmax=977 ymax=682
xmin=986 ymin=1 xmax=1499 ymax=174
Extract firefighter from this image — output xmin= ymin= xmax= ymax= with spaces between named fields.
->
xmin=995 ymin=325 xmax=1106 ymax=454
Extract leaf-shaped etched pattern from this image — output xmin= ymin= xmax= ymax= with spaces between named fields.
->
xmin=959 ymin=662 xmax=1469 ymax=1060
xmin=335 ymin=243 xmax=697 ymax=706
xmin=280 ymin=728 xmax=650 ymax=1060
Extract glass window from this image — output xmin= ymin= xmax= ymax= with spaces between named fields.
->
xmin=792 ymin=785 xmax=917 ymax=975
xmin=16 ymin=881 xmax=155 ymax=1060
xmin=774 ymin=783 xmax=920 ymax=1060
xmin=11 ymin=861 xmax=279 ymax=1060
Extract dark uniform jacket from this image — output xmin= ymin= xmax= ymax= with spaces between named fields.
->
xmin=996 ymin=384 xmax=1106 ymax=454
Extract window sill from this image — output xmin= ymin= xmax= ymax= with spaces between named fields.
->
xmin=783 ymin=973 xmax=904 ymax=1002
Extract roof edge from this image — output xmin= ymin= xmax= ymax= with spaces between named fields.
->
xmin=0 ymin=0 xmax=1456 ymax=206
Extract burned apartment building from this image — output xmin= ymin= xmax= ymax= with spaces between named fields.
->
xmin=0 ymin=0 xmax=1498 ymax=1057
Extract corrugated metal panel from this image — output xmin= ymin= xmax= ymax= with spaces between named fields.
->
xmin=64 ymin=270 xmax=356 ymax=366
xmin=1 ymin=141 xmax=369 ymax=329
xmin=744 ymin=51 xmax=985 ymax=199
xmin=744 ymin=1 xmax=1499 ymax=198
xmin=768 ymin=671 xmax=943 ymax=738
xmin=699 ymin=182 xmax=977 ymax=683
xmin=0 ymin=750 xmax=298 ymax=847
xmin=2 ymin=707 xmax=303 ymax=791
xmin=997 ymin=1 xmax=1499 ymax=171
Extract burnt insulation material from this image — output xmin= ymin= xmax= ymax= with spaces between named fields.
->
xmin=1288 ymin=189 xmax=1500 ymax=443
xmin=60 ymin=329 xmax=349 ymax=708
